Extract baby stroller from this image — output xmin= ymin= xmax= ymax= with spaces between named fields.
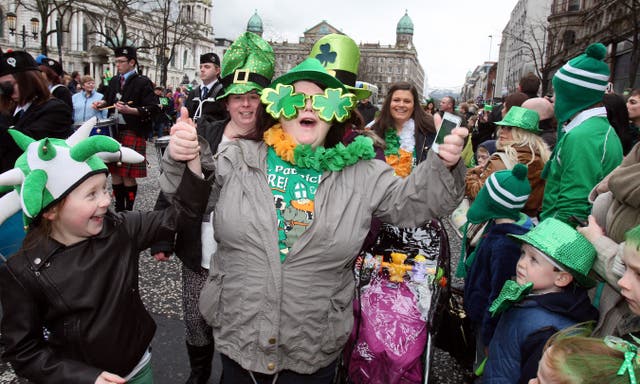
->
xmin=338 ymin=218 xmax=451 ymax=384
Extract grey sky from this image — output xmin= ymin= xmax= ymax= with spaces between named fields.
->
xmin=212 ymin=0 xmax=520 ymax=91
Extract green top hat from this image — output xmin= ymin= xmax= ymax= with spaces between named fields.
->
xmin=495 ymin=106 xmax=541 ymax=133
xmin=309 ymin=34 xmax=371 ymax=100
xmin=270 ymin=57 xmax=346 ymax=91
xmin=218 ymin=32 xmax=275 ymax=100
xmin=509 ymin=218 xmax=597 ymax=288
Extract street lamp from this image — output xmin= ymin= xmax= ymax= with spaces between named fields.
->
xmin=6 ymin=13 xmax=39 ymax=49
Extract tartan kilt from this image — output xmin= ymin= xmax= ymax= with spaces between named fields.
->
xmin=108 ymin=129 xmax=148 ymax=178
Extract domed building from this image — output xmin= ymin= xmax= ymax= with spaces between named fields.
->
xmin=246 ymin=10 xmax=263 ymax=36
xmin=254 ymin=10 xmax=425 ymax=100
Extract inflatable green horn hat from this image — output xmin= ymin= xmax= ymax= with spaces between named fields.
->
xmin=0 ymin=118 xmax=145 ymax=227
xmin=309 ymin=33 xmax=371 ymax=100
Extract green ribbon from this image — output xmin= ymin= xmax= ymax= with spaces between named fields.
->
xmin=605 ymin=335 xmax=640 ymax=384
xmin=489 ymin=280 xmax=533 ymax=317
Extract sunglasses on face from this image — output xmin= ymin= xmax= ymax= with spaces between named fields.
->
xmin=261 ymin=84 xmax=356 ymax=123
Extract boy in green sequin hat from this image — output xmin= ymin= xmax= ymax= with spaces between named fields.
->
xmin=483 ymin=217 xmax=599 ymax=383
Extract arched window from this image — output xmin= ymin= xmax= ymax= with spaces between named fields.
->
xmin=563 ymin=30 xmax=576 ymax=50
xmin=568 ymin=0 xmax=580 ymax=12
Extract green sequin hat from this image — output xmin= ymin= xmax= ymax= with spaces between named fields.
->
xmin=509 ymin=218 xmax=597 ymax=287
xmin=495 ymin=106 xmax=541 ymax=133
xmin=218 ymin=32 xmax=275 ymax=100
xmin=0 ymin=118 xmax=144 ymax=227
xmin=270 ymin=57 xmax=347 ymax=91
xmin=309 ymin=34 xmax=371 ymax=100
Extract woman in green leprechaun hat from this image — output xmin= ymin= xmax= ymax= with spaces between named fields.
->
xmin=161 ymin=53 xmax=468 ymax=383
xmin=151 ymin=31 xmax=275 ymax=384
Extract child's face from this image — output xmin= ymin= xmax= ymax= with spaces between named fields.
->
xmin=516 ymin=244 xmax=571 ymax=293
xmin=476 ymin=148 xmax=490 ymax=168
xmin=618 ymin=244 xmax=640 ymax=315
xmin=44 ymin=173 xmax=111 ymax=246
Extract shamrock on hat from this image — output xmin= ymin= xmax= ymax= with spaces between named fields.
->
xmin=309 ymin=34 xmax=371 ymax=100
xmin=0 ymin=118 xmax=144 ymax=227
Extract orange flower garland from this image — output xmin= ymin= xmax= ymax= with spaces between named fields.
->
xmin=263 ymin=124 xmax=297 ymax=163
xmin=386 ymin=149 xmax=413 ymax=178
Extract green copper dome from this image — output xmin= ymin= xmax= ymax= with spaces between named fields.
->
xmin=396 ymin=10 xmax=414 ymax=35
xmin=247 ymin=10 xmax=263 ymax=34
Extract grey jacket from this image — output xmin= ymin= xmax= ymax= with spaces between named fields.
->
xmin=160 ymin=138 xmax=465 ymax=374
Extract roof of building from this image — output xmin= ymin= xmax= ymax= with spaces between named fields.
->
xmin=396 ymin=10 xmax=414 ymax=35
xmin=247 ymin=10 xmax=263 ymax=34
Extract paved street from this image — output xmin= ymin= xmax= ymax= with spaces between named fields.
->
xmin=0 ymin=140 xmax=469 ymax=383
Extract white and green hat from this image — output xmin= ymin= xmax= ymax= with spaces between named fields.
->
xmin=467 ymin=163 xmax=531 ymax=223
xmin=552 ymin=42 xmax=610 ymax=126
xmin=0 ymin=118 xmax=144 ymax=227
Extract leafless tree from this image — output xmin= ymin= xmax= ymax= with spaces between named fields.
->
xmin=16 ymin=0 xmax=74 ymax=57
xmin=502 ymin=17 xmax=555 ymax=95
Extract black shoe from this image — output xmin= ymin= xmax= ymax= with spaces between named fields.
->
xmin=185 ymin=343 xmax=215 ymax=384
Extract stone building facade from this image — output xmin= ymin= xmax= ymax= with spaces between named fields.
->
xmin=546 ymin=0 xmax=640 ymax=93
xmin=0 ymin=0 xmax=216 ymax=88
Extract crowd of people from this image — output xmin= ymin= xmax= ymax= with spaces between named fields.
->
xmin=0 ymin=31 xmax=640 ymax=384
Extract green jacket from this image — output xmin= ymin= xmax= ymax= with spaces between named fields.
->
xmin=541 ymin=107 xmax=623 ymax=224
xmin=160 ymin=138 xmax=465 ymax=374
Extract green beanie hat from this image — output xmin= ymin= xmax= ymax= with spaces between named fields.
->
xmin=0 ymin=118 xmax=144 ymax=227
xmin=495 ymin=106 xmax=541 ymax=133
xmin=218 ymin=32 xmax=275 ymax=100
xmin=552 ymin=43 xmax=609 ymax=127
xmin=509 ymin=218 xmax=597 ymax=287
xmin=467 ymin=163 xmax=531 ymax=223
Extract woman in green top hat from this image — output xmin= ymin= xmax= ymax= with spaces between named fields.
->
xmin=162 ymin=55 xmax=467 ymax=383
xmin=466 ymin=105 xmax=551 ymax=218
xmin=151 ymin=31 xmax=275 ymax=384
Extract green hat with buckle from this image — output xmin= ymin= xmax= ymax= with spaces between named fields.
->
xmin=218 ymin=32 xmax=275 ymax=100
xmin=309 ymin=34 xmax=371 ymax=100
xmin=495 ymin=106 xmax=541 ymax=133
xmin=509 ymin=218 xmax=597 ymax=288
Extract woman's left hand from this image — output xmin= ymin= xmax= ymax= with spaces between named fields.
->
xmin=437 ymin=127 xmax=468 ymax=168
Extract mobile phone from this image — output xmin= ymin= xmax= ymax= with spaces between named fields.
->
xmin=569 ymin=215 xmax=588 ymax=227
xmin=433 ymin=112 xmax=462 ymax=154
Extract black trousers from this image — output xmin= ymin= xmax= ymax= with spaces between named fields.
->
xmin=220 ymin=354 xmax=337 ymax=384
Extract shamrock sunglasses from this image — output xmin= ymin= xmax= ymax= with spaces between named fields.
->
xmin=261 ymin=83 xmax=357 ymax=123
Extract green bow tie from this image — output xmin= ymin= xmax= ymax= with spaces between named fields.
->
xmin=489 ymin=280 xmax=534 ymax=317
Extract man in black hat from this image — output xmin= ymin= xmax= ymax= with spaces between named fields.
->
xmin=92 ymin=46 xmax=160 ymax=211
xmin=185 ymin=52 xmax=226 ymax=121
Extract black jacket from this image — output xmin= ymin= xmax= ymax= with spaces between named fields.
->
xmin=0 ymin=170 xmax=210 ymax=383
xmin=0 ymin=98 xmax=73 ymax=173
xmin=51 ymin=84 xmax=74 ymax=111
xmin=151 ymin=118 xmax=228 ymax=271
xmin=185 ymin=81 xmax=227 ymax=122
xmin=102 ymin=73 xmax=160 ymax=136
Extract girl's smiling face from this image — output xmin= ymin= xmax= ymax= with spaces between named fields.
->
xmin=44 ymin=173 xmax=111 ymax=246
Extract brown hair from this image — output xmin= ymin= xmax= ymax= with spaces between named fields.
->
xmin=372 ymin=81 xmax=435 ymax=140
xmin=0 ymin=70 xmax=51 ymax=112
xmin=39 ymin=65 xmax=62 ymax=85
xmin=81 ymin=75 xmax=95 ymax=85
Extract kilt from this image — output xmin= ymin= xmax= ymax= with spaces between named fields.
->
xmin=108 ymin=129 xmax=148 ymax=178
